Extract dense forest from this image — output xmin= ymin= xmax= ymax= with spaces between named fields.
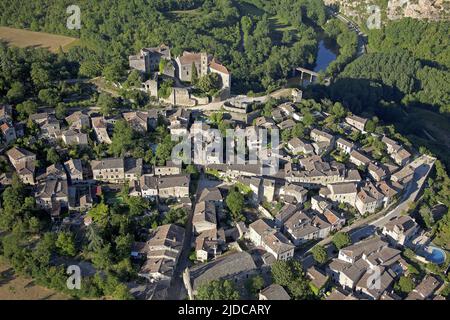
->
xmin=0 ymin=0 xmax=330 ymax=93
xmin=329 ymin=19 xmax=450 ymax=114
xmin=319 ymin=18 xmax=450 ymax=166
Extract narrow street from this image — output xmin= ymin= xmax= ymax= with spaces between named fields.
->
xmin=166 ymin=173 xmax=216 ymax=300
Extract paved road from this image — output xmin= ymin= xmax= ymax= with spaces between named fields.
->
xmin=326 ymin=7 xmax=367 ymax=57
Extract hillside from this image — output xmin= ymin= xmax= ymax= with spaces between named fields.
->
xmin=324 ymin=0 xmax=450 ymax=26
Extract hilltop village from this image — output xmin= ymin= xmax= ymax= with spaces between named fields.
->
xmin=1 ymin=40 xmax=447 ymax=301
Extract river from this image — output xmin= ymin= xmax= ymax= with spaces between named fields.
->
xmin=314 ymin=40 xmax=337 ymax=73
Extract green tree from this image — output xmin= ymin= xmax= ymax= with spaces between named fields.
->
xmin=302 ymin=111 xmax=314 ymax=127
xmin=114 ymin=234 xmax=134 ymax=260
xmin=191 ymin=62 xmax=198 ymax=84
xmin=311 ymin=245 xmax=328 ymax=264
xmin=245 ymin=275 xmax=265 ymax=297
xmin=55 ymin=102 xmax=67 ymax=120
xmin=31 ymin=63 xmax=51 ymax=89
xmin=56 ymin=231 xmax=77 ymax=257
xmin=331 ymin=102 xmax=346 ymax=119
xmin=96 ymin=93 xmax=117 ymax=117
xmin=7 ymin=82 xmax=25 ymax=103
xmin=109 ymin=120 xmax=134 ymax=157
xmin=226 ymin=187 xmax=245 ymax=221
xmin=88 ymin=202 xmax=110 ymax=227
xmin=196 ymin=279 xmax=240 ymax=300
xmin=16 ymin=100 xmax=38 ymax=120
xmin=103 ymin=62 xmax=124 ymax=83
xmin=332 ymin=232 xmax=351 ymax=250
xmin=162 ymin=208 xmax=187 ymax=226
xmin=394 ymin=276 xmax=415 ymax=295
xmin=38 ymin=88 xmax=60 ymax=105
xmin=46 ymin=147 xmax=60 ymax=164
xmin=271 ymin=259 xmax=312 ymax=299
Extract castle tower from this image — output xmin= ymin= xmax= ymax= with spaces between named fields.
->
xmin=200 ymin=52 xmax=208 ymax=77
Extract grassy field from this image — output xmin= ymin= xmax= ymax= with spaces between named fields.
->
xmin=0 ymin=259 xmax=69 ymax=300
xmin=0 ymin=26 xmax=79 ymax=53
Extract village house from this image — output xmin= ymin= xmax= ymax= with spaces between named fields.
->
xmin=271 ymin=108 xmax=284 ymax=123
xmin=280 ymin=183 xmax=308 ymax=204
xmin=382 ymin=136 xmax=411 ymax=166
xmin=311 ymin=195 xmax=332 ymax=213
xmin=382 ymin=216 xmax=419 ymax=246
xmin=327 ymin=236 xmax=404 ymax=298
xmin=129 ymin=44 xmax=172 ymax=74
xmin=283 ymin=211 xmax=332 ymax=245
xmin=192 ymin=201 xmax=217 ymax=235
xmin=277 ymin=119 xmax=296 ymax=131
xmin=274 ymin=203 xmax=299 ymax=229
xmin=405 ymin=275 xmax=442 ymax=300
xmin=175 ymin=51 xmax=231 ymax=90
xmin=29 ymin=112 xmax=50 ymax=125
xmin=64 ymin=159 xmax=84 ymax=183
xmin=356 ymin=181 xmax=384 ymax=214
xmin=390 ymin=164 xmax=414 ymax=187
xmin=368 ymin=162 xmax=388 ymax=181
xmin=29 ymin=113 xmax=61 ymax=140
xmin=91 ymin=158 xmax=142 ymax=183
xmin=137 ymin=224 xmax=185 ymax=283
xmin=325 ymin=288 xmax=357 ymax=300
xmin=323 ymin=208 xmax=346 ymax=230
xmin=91 ymin=116 xmax=112 ymax=144
xmin=7 ymin=147 xmax=35 ymax=170
xmin=195 ymin=228 xmax=225 ymax=263
xmin=154 ymin=161 xmax=182 ymax=176
xmin=61 ymin=129 xmax=88 ymax=146
xmin=65 ymin=111 xmax=91 ymax=130
xmin=184 ymin=251 xmax=257 ymax=300
xmin=336 ymin=137 xmax=354 ymax=154
xmin=138 ymin=174 xmax=159 ymax=199
xmin=311 ymin=128 xmax=335 ymax=145
xmin=259 ymin=284 xmax=291 ymax=300
xmin=345 ymin=115 xmax=367 ymax=132
xmin=277 ymin=102 xmax=296 ymax=117
xmin=40 ymin=163 xmax=67 ymax=181
xmin=157 ymin=174 xmax=190 ymax=199
xmin=376 ymin=180 xmax=400 ymax=208
xmin=261 ymin=179 xmax=276 ymax=202
xmin=286 ymin=155 xmax=360 ymax=186
xmin=35 ymin=178 xmax=69 ymax=218
xmin=253 ymin=116 xmax=276 ymax=130
xmin=310 ymin=129 xmax=334 ymax=154
xmin=349 ymin=150 xmax=371 ymax=167
xmin=7 ymin=147 xmax=36 ymax=184
xmin=1 ymin=122 xmax=16 ymax=144
xmin=319 ymin=183 xmax=358 ymax=207
xmin=307 ymin=266 xmax=329 ymax=295
xmin=123 ymin=111 xmax=158 ymax=132
xmin=248 ymin=219 xmax=295 ymax=261
xmin=287 ymin=137 xmax=314 ymax=155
